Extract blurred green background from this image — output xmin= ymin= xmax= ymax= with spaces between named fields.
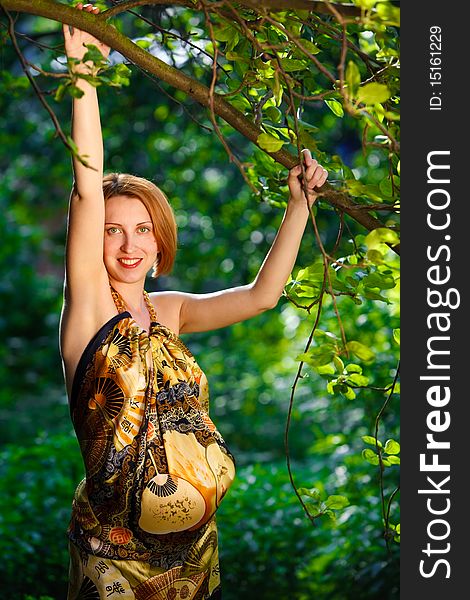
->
xmin=0 ymin=6 xmax=399 ymax=599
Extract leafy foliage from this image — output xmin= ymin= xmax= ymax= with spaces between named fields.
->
xmin=0 ymin=1 xmax=400 ymax=598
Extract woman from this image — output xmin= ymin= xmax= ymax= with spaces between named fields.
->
xmin=61 ymin=4 xmax=328 ymax=599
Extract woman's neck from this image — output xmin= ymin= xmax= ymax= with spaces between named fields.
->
xmin=110 ymin=280 xmax=147 ymax=315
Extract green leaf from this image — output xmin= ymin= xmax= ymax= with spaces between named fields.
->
xmin=355 ymin=0 xmax=379 ymax=8
xmin=356 ymin=83 xmax=391 ymax=105
xmin=346 ymin=341 xmax=375 ymax=363
xmin=379 ymin=176 xmax=394 ymax=198
xmin=376 ymin=3 xmax=401 ymax=26
xmin=279 ymin=58 xmax=308 ymax=72
xmin=295 ymin=263 xmax=327 ymax=284
xmin=342 ymin=385 xmax=356 ymax=400
xmin=66 ymin=135 xmax=79 ymax=155
xmin=363 ymin=289 xmax=390 ymax=303
xmin=325 ymin=99 xmax=344 ymax=118
xmin=347 ymin=373 xmax=369 ymax=386
xmin=362 ymin=272 xmax=396 ymax=290
xmin=83 ymin=44 xmax=108 ymax=67
xmin=344 ymin=179 xmax=382 ymax=201
xmin=362 ymin=435 xmax=383 ymax=448
xmin=324 ymin=495 xmax=349 ymax=510
xmin=346 ymin=61 xmax=361 ymax=97
xmin=230 ymin=96 xmax=251 ymax=112
xmin=135 ymin=39 xmax=152 ymax=49
xmin=225 ymin=52 xmax=248 ymax=62
xmin=54 ymin=82 xmax=69 ymax=102
xmin=384 ymin=439 xmax=400 ymax=455
xmin=308 ymin=347 xmax=336 ymax=366
xmin=387 ymin=455 xmax=401 ymax=465
xmin=366 ymin=249 xmax=386 ymax=264
xmin=316 ymin=364 xmax=336 ymax=376
xmin=296 ymin=39 xmax=321 ymax=56
xmin=345 ymin=363 xmax=362 ymax=374
xmin=326 ymin=381 xmax=336 ymax=395
xmin=257 ymin=133 xmax=285 ymax=152
xmin=393 ymin=328 xmax=400 ymax=346
xmin=265 ymin=106 xmax=282 ymax=123
xmin=213 ymin=24 xmax=238 ymax=43
xmin=103 ymin=63 xmax=131 ymax=88
xmin=298 ymin=487 xmax=321 ymax=500
xmin=333 ymin=356 xmax=345 ymax=373
xmin=297 ymin=285 xmax=318 ymax=298
xmin=364 ymin=227 xmax=400 ymax=250
xmin=314 ymin=329 xmax=339 ymax=342
xmin=362 ymin=448 xmax=379 ymax=465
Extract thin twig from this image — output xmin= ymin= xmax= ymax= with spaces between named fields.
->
xmin=285 ymin=286 xmax=325 ymax=524
xmin=374 ymin=361 xmax=400 ymax=550
xmin=201 ymin=1 xmax=258 ymax=193
xmin=2 ymin=5 xmax=80 ymax=160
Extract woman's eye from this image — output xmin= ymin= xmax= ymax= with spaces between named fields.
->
xmin=107 ymin=227 xmax=120 ymax=234
xmin=138 ymin=227 xmax=150 ymax=233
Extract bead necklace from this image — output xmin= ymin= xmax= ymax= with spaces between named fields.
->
xmin=110 ymin=285 xmax=157 ymax=323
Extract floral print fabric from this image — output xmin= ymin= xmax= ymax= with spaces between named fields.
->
xmin=67 ymin=291 xmax=235 ymax=599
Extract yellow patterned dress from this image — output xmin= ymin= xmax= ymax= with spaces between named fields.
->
xmin=67 ymin=288 xmax=235 ymax=599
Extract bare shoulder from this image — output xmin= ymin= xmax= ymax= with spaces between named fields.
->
xmin=149 ymin=290 xmax=186 ymax=335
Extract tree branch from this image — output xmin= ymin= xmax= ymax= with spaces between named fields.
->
xmin=102 ymin=0 xmax=365 ymax=20
xmin=1 ymin=0 xmax=398 ymax=251
xmin=237 ymin=0 xmax=365 ymax=17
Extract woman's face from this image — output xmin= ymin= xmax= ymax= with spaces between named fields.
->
xmin=103 ymin=195 xmax=158 ymax=284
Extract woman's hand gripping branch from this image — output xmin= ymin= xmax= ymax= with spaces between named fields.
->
xmin=287 ymin=148 xmax=329 ymax=212
xmin=63 ymin=3 xmax=110 ymax=73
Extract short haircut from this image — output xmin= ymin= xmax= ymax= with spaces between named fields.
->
xmin=102 ymin=173 xmax=177 ymax=277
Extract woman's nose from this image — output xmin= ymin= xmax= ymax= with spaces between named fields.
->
xmin=120 ymin=234 xmax=137 ymax=253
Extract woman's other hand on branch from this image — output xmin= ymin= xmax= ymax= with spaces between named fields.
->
xmin=287 ymin=149 xmax=328 ymax=211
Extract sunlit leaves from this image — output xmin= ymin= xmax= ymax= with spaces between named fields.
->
xmin=376 ymin=3 xmax=401 ymax=27
xmin=356 ymin=82 xmax=391 ymax=105
xmin=294 ymin=39 xmax=321 ymax=56
xmin=393 ymin=328 xmax=400 ymax=346
xmin=362 ymin=435 xmax=382 ymax=448
xmin=364 ymin=227 xmax=400 ymax=263
xmin=257 ymin=132 xmax=285 ymax=152
xmin=55 ymin=47 xmax=131 ymax=103
xmin=362 ymin=448 xmax=379 ymax=465
xmin=362 ymin=435 xmax=400 ymax=467
xmin=298 ymin=487 xmax=350 ymax=521
xmin=384 ymin=439 xmax=400 ymax=455
xmin=346 ymin=61 xmax=361 ymax=98
xmin=212 ymin=22 xmax=239 ymax=46
xmin=324 ymin=98 xmax=344 ymax=118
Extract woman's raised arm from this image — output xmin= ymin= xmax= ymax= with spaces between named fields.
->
xmin=60 ymin=4 xmax=115 ymax=382
xmin=161 ymin=150 xmax=328 ymax=334
xmin=62 ymin=4 xmax=110 ymax=295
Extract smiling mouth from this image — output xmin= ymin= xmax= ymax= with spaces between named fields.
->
xmin=118 ymin=258 xmax=143 ymax=268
